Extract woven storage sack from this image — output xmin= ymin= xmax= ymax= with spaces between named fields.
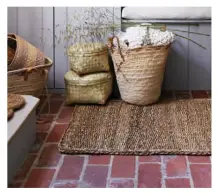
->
xmin=65 ymin=70 xmax=112 ymax=105
xmin=108 ymin=36 xmax=171 ymax=105
xmin=67 ymin=42 xmax=110 ymax=75
xmin=8 ymin=34 xmax=45 ymax=71
xmin=8 ymin=57 xmax=53 ymax=97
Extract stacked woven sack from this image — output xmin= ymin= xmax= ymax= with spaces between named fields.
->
xmin=65 ymin=42 xmax=112 ymax=105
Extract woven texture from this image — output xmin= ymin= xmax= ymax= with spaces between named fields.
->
xmin=68 ymin=42 xmax=110 ymax=75
xmin=59 ymin=99 xmax=211 ymax=155
xmin=8 ymin=47 xmax=15 ymax=65
xmin=109 ymin=37 xmax=170 ymax=105
xmin=8 ymin=93 xmax=25 ymax=110
xmin=65 ymin=71 xmax=112 ymax=105
xmin=8 ymin=57 xmax=53 ymax=97
xmin=8 ymin=109 xmax=14 ymax=120
xmin=8 ymin=34 xmax=45 ymax=71
xmin=7 ymin=94 xmax=25 ymax=120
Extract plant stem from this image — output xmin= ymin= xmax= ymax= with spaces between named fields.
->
xmin=167 ymin=28 xmax=210 ymax=36
xmin=174 ymin=33 xmax=207 ymax=50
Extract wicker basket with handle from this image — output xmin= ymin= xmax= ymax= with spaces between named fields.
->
xmin=8 ymin=34 xmax=45 ymax=71
xmin=8 ymin=57 xmax=53 ymax=97
xmin=108 ymin=36 xmax=171 ymax=106
xmin=67 ymin=42 xmax=110 ymax=75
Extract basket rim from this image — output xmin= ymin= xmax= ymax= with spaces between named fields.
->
xmin=110 ymin=43 xmax=171 ymax=52
xmin=8 ymin=56 xmax=53 ymax=75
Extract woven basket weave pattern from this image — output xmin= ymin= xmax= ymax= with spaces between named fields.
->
xmin=68 ymin=43 xmax=110 ymax=75
xmin=65 ymin=71 xmax=112 ymax=105
xmin=68 ymin=51 xmax=110 ymax=75
xmin=8 ymin=34 xmax=45 ymax=71
xmin=8 ymin=57 xmax=53 ymax=97
xmin=110 ymin=43 xmax=170 ymax=105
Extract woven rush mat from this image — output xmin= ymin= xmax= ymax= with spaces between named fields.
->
xmin=59 ymin=99 xmax=211 ymax=155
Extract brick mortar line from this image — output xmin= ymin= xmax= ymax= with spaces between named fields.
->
xmin=84 ymin=164 xmax=110 ymax=167
xmin=160 ymin=155 xmax=166 ymax=188
xmin=51 ymin=179 xmax=79 ymax=183
xmin=19 ymin=101 xmax=66 ymax=187
xmin=185 ymin=156 xmax=194 ymax=188
xmin=164 ymin=176 xmax=190 ymax=179
xmin=139 ymin=162 xmax=161 ymax=164
xmin=109 ymin=178 xmax=135 ymax=181
xmin=106 ymin=155 xmax=114 ymax=188
xmin=134 ymin=156 xmax=139 ymax=188
xmin=49 ymin=155 xmax=65 ymax=188
xmin=78 ymin=155 xmax=89 ymax=187
xmin=189 ymin=162 xmax=211 ymax=165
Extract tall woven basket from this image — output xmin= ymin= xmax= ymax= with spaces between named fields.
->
xmin=8 ymin=57 xmax=53 ymax=97
xmin=108 ymin=36 xmax=171 ymax=105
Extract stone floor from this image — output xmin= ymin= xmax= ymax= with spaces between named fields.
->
xmin=8 ymin=90 xmax=211 ymax=188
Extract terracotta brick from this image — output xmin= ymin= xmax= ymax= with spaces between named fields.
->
xmin=51 ymin=93 xmax=65 ymax=100
xmin=138 ymin=164 xmax=161 ymax=188
xmin=109 ymin=179 xmax=134 ymax=188
xmin=81 ymin=165 xmax=108 ymax=188
xmin=38 ymin=95 xmax=47 ymax=110
xmin=37 ymin=115 xmax=54 ymax=132
xmin=8 ymin=182 xmax=23 ymax=188
xmin=24 ymin=168 xmax=55 ymax=188
xmin=139 ymin=156 xmax=161 ymax=163
xmin=111 ymin=156 xmax=135 ymax=178
xmin=175 ymin=91 xmax=191 ymax=100
xmin=56 ymin=156 xmax=84 ymax=180
xmin=190 ymin=164 xmax=211 ymax=188
xmin=15 ymin=155 xmax=37 ymax=181
xmin=41 ymin=99 xmax=63 ymax=114
xmin=164 ymin=156 xmax=188 ymax=177
xmin=192 ymin=91 xmax=208 ymax=98
xmin=36 ymin=144 xmax=61 ymax=167
xmin=53 ymin=182 xmax=78 ymax=188
xmin=29 ymin=132 xmax=47 ymax=154
xmin=165 ymin=178 xmax=191 ymax=188
xmin=46 ymin=124 xmax=68 ymax=142
xmin=88 ymin=155 xmax=111 ymax=165
xmin=56 ymin=107 xmax=74 ymax=123
xmin=188 ymin=156 xmax=211 ymax=164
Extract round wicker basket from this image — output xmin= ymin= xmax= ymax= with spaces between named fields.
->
xmin=8 ymin=34 xmax=45 ymax=71
xmin=8 ymin=57 xmax=53 ymax=97
xmin=108 ymin=36 xmax=171 ymax=105
xmin=7 ymin=94 xmax=26 ymax=120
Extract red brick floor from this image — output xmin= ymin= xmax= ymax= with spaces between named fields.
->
xmin=9 ymin=91 xmax=211 ymax=188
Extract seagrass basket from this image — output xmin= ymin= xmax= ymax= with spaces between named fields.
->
xmin=8 ymin=34 xmax=45 ymax=71
xmin=67 ymin=42 xmax=110 ymax=75
xmin=8 ymin=57 xmax=53 ymax=97
xmin=108 ymin=36 xmax=171 ymax=105
xmin=65 ymin=70 xmax=112 ymax=105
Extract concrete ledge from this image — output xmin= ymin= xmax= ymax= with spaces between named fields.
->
xmin=8 ymin=95 xmax=39 ymax=184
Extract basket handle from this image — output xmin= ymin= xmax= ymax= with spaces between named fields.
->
xmin=108 ymin=36 xmax=125 ymax=71
xmin=23 ymin=67 xmax=48 ymax=81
